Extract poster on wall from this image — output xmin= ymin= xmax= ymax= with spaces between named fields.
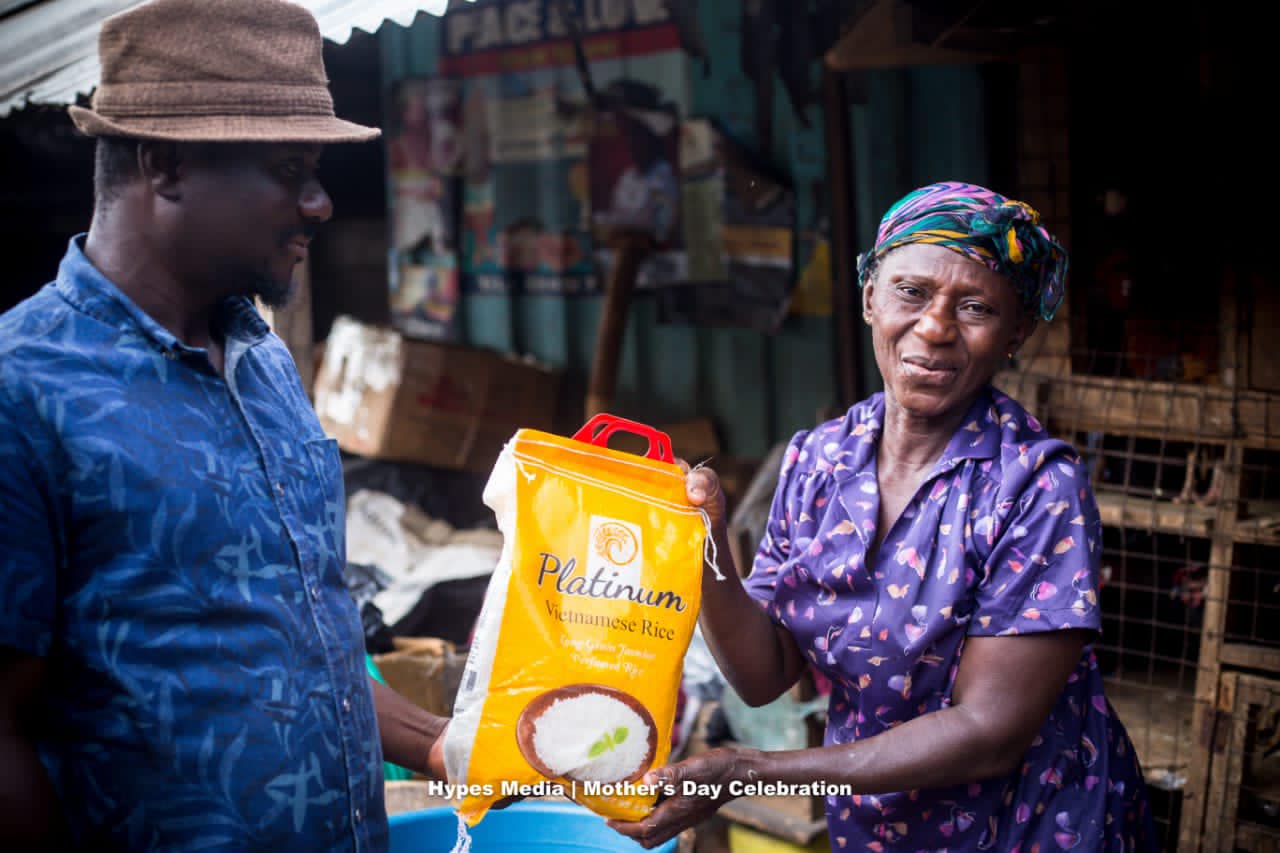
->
xmin=388 ymin=77 xmax=461 ymax=255
xmin=387 ymin=77 xmax=463 ymax=338
xmin=589 ymin=78 xmax=686 ymax=286
xmin=390 ymin=259 xmax=462 ymax=340
xmin=656 ymin=119 xmax=795 ymax=333
xmin=473 ymin=73 xmax=594 ymax=295
xmin=680 ymin=0 xmax=832 ymax=324
xmin=784 ymin=116 xmax=832 ymax=319
xmin=440 ymin=0 xmax=691 ymax=295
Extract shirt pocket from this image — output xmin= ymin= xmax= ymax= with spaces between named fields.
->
xmin=304 ymin=437 xmax=347 ymax=578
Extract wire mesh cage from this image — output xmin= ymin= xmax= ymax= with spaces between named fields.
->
xmin=1000 ymin=10 xmax=1280 ymax=848
xmin=994 ymin=276 xmax=1280 ymax=850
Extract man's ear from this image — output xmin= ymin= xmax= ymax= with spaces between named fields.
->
xmin=137 ymin=142 xmax=183 ymax=202
xmin=861 ymin=277 xmax=874 ymax=322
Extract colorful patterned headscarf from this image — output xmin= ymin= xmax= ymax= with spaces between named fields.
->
xmin=856 ymin=181 xmax=1068 ymax=322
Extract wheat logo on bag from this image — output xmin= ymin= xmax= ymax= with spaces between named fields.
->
xmin=443 ymin=415 xmax=715 ymax=831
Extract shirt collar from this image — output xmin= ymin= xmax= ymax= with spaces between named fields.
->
xmin=53 ymin=234 xmax=270 ymax=355
xmin=930 ymin=386 xmax=1003 ymax=473
xmin=834 ymin=386 xmax=1002 ymax=481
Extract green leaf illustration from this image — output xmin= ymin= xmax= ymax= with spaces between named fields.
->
xmin=588 ymin=726 xmax=631 ymax=759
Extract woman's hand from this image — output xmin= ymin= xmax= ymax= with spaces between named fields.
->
xmin=607 ymin=746 xmax=758 ymax=849
xmin=678 ymin=459 xmax=728 ymax=541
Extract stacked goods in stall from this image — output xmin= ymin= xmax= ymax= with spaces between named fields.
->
xmin=314 ymin=316 xmax=561 ymax=473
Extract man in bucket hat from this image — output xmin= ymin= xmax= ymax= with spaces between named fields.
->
xmin=0 ymin=0 xmax=449 ymax=848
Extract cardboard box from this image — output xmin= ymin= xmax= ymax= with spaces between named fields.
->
xmin=314 ymin=316 xmax=561 ymax=472
xmin=372 ymin=637 xmax=467 ymax=719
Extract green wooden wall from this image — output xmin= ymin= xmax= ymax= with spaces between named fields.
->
xmin=379 ymin=3 xmax=994 ymax=458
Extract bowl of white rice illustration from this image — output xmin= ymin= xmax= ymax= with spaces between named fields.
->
xmin=517 ymin=684 xmax=657 ymax=784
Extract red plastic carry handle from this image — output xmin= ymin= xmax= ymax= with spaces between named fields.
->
xmin=572 ymin=414 xmax=674 ymax=463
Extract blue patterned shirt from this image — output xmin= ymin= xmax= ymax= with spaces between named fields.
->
xmin=0 ymin=238 xmax=387 ymax=850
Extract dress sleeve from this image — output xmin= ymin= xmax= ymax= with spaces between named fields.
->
xmin=0 ymin=382 xmax=58 ymax=657
xmin=969 ymin=447 xmax=1103 ymax=638
xmin=742 ymin=430 xmax=809 ymax=621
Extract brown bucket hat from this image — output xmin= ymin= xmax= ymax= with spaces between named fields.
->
xmin=68 ymin=0 xmax=380 ymax=143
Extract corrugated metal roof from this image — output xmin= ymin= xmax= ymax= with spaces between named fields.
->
xmin=0 ymin=0 xmax=451 ymax=117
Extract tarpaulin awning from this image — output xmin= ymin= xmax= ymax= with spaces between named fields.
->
xmin=0 ymin=0 xmax=453 ymax=117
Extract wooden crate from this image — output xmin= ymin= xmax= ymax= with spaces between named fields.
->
xmin=996 ymin=332 xmax=1280 ymax=849
xmin=1204 ymin=673 xmax=1280 ymax=852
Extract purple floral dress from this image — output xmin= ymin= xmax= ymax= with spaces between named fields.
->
xmin=744 ymin=387 xmax=1156 ymax=851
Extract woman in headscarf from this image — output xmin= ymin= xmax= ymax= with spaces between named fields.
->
xmin=611 ymin=182 xmax=1156 ymax=850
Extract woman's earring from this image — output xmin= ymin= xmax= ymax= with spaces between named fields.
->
xmin=1006 ymin=349 xmax=1017 ymax=366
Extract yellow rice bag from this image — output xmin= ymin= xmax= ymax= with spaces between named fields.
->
xmin=443 ymin=416 xmax=710 ymax=827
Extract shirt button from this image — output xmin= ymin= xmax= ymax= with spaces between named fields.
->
xmin=342 ymin=697 xmax=351 ymax=714
xmin=310 ymin=586 xmax=320 ymax=601
xmin=275 ymin=482 xmax=285 ymax=497
xmin=354 ymin=808 xmax=362 ymax=824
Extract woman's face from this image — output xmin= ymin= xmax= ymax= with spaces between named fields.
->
xmin=863 ymin=243 xmax=1031 ymax=421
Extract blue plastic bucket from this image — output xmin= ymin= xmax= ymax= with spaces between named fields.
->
xmin=387 ymin=801 xmax=677 ymax=853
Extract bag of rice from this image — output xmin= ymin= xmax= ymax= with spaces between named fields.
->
xmin=443 ymin=415 xmax=715 ymax=829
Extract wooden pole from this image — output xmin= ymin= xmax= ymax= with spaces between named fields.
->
xmin=585 ymin=229 xmax=653 ymax=420
xmin=822 ymin=67 xmax=862 ymax=408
